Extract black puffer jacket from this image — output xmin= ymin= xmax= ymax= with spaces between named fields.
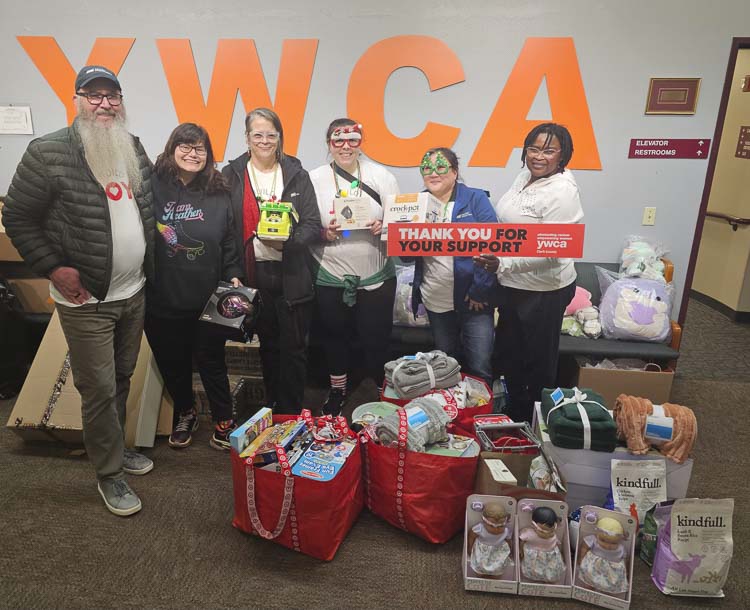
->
xmin=2 ymin=119 xmax=155 ymax=300
xmin=222 ymin=153 xmax=321 ymax=306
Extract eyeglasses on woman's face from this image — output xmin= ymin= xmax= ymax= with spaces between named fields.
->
xmin=248 ymin=131 xmax=280 ymax=143
xmin=177 ymin=143 xmax=208 ymax=156
xmin=525 ymin=146 xmax=561 ymax=159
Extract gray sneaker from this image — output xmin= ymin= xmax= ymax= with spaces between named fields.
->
xmin=123 ymin=449 xmax=154 ymax=475
xmin=97 ymin=478 xmax=142 ymax=516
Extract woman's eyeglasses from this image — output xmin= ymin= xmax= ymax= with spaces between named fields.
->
xmin=525 ymin=146 xmax=560 ymax=158
xmin=248 ymin=131 xmax=280 ymax=143
xmin=330 ymin=137 xmax=361 ymax=149
xmin=177 ymin=143 xmax=208 ymax=156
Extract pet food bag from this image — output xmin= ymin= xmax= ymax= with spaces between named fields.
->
xmin=640 ymin=500 xmax=675 ymax=566
xmin=231 ymin=413 xmax=364 ymax=561
xmin=651 ymin=498 xmax=734 ymax=597
xmin=609 ymin=458 xmax=667 ymax=525
xmin=362 ymin=407 xmax=479 ymax=543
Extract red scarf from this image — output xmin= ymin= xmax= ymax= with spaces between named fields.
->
xmin=242 ymin=168 xmax=260 ymax=288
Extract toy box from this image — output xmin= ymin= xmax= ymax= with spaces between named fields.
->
xmin=229 ymin=407 xmax=273 ymax=454
xmin=199 ymin=282 xmax=260 ymax=330
xmin=463 ymin=494 xmax=518 ymax=595
xmin=256 ymin=201 xmax=293 ymax=241
xmin=291 ymin=437 xmax=358 ymax=481
xmin=572 ymin=505 xmax=637 ymax=609
xmin=516 ymin=498 xmax=573 ymax=598
xmin=239 ymin=419 xmax=307 ymax=463
xmin=381 ymin=192 xmax=442 ymax=241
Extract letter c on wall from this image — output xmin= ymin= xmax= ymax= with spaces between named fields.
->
xmin=347 ymin=35 xmax=464 ymax=167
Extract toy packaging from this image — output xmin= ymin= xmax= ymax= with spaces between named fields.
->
xmin=572 ymin=506 xmax=636 ymax=609
xmin=517 ymin=499 xmax=573 ymax=598
xmin=333 ymin=196 xmax=372 ymax=230
xmin=463 ymin=494 xmax=518 ymax=594
xmin=229 ymin=407 xmax=273 ymax=454
xmin=651 ymin=498 xmax=734 ymax=597
xmin=291 ymin=437 xmax=358 ymax=481
xmin=256 ymin=201 xmax=294 ymax=241
xmin=423 ymin=433 xmax=479 ymax=458
xmin=239 ymin=419 xmax=307 ymax=463
xmin=200 ymin=282 xmax=260 ymax=330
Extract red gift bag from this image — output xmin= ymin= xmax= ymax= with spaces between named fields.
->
xmin=362 ymin=408 xmax=479 ymax=544
xmin=380 ymin=373 xmax=492 ymax=438
xmin=231 ymin=412 xmax=364 ymax=561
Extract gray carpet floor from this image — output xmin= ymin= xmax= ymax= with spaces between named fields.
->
xmin=0 ymin=298 xmax=747 ymax=609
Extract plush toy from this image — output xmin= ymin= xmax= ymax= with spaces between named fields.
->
xmin=577 ymin=516 xmax=629 ymax=594
xmin=519 ymin=505 xmax=566 ymax=583
xmin=575 ymin=306 xmax=602 ymax=339
xmin=469 ymin=503 xmax=514 ymax=576
xmin=565 ymin=286 xmax=593 ymax=316
xmin=599 ymin=278 xmax=672 ymax=343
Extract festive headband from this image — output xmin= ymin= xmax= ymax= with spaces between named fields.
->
xmin=331 ymin=124 xmax=363 ymax=140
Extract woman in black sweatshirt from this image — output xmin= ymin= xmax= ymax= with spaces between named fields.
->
xmin=146 ymin=123 xmax=244 ymax=450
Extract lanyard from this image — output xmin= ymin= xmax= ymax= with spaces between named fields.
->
xmin=331 ymin=161 xmax=361 ymax=199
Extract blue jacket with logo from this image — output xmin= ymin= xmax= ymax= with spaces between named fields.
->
xmin=410 ymin=182 xmax=498 ymax=315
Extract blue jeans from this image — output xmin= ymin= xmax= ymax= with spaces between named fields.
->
xmin=426 ymin=308 xmax=494 ymax=385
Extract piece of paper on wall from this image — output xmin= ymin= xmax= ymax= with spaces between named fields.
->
xmin=0 ymin=106 xmax=33 ymax=135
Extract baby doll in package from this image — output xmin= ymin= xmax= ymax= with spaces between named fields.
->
xmin=577 ymin=516 xmax=630 ymax=595
xmin=469 ymin=503 xmax=514 ymax=577
xmin=519 ymin=506 xmax=566 ymax=583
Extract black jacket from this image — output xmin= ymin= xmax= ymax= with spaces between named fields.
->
xmin=2 ymin=119 xmax=155 ymax=300
xmin=222 ymin=153 xmax=320 ymax=306
xmin=147 ymin=173 xmax=244 ymax=316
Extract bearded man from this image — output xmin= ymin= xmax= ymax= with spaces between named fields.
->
xmin=2 ymin=65 xmax=156 ymax=517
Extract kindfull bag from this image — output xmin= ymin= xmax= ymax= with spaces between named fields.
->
xmin=362 ymin=408 xmax=479 ymax=544
xmin=231 ymin=413 xmax=364 ymax=561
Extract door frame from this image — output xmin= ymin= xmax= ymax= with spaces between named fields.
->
xmin=680 ymin=37 xmax=750 ymax=325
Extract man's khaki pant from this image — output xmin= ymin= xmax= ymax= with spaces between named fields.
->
xmin=56 ymin=289 xmax=145 ymax=481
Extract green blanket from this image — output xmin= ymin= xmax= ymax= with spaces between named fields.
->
xmin=540 ymin=388 xmax=617 ymax=452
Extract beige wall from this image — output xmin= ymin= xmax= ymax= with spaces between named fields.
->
xmin=693 ymin=48 xmax=750 ymax=312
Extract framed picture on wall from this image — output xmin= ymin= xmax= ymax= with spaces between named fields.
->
xmin=645 ymin=78 xmax=701 ymax=115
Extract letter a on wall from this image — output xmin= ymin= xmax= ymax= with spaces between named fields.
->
xmin=470 ymin=37 xmax=601 ymax=169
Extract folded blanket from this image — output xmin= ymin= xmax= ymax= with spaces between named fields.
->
xmin=384 ymin=351 xmax=461 ymax=399
xmin=375 ymin=397 xmax=450 ymax=452
xmin=540 ymin=387 xmax=617 ymax=452
xmin=613 ymin=395 xmax=697 ymax=464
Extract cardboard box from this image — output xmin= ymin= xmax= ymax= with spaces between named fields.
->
xmin=6 ymin=278 xmax=54 ymax=313
xmin=476 ymin=452 xmax=534 ymax=495
xmin=0 ymin=206 xmax=23 ymax=262
xmin=533 ymin=403 xmax=693 ymax=511
xmin=516 ymin=498 xmax=573 ymax=598
xmin=463 ymin=494 xmax=519 ymax=594
xmin=224 ymin=339 xmax=262 ymax=376
xmin=333 ymin=196 xmax=372 ymax=230
xmin=572 ymin=505 xmax=636 ymax=609
xmin=381 ymin=191 xmax=442 ymax=241
xmin=6 ymin=311 xmax=165 ymax=447
xmin=575 ymin=360 xmax=674 ymax=408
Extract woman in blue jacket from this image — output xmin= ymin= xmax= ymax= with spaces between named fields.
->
xmin=410 ymin=147 xmax=497 ymax=385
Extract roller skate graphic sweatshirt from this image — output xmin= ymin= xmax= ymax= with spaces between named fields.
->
xmin=148 ymin=174 xmax=244 ymax=317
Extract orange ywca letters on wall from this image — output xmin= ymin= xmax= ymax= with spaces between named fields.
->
xmin=470 ymin=37 xmax=601 ymax=170
xmin=17 ymin=36 xmax=135 ymax=124
xmin=157 ymin=38 xmax=318 ymax=161
xmin=347 ymin=35 xmax=464 ymax=167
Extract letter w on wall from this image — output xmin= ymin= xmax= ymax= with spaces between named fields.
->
xmin=157 ymin=39 xmax=318 ymax=161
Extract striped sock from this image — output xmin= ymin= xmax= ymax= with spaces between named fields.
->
xmin=329 ymin=374 xmax=347 ymax=394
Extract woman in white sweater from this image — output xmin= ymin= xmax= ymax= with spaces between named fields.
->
xmin=478 ymin=123 xmax=584 ymax=423
xmin=309 ymin=119 xmax=400 ymax=416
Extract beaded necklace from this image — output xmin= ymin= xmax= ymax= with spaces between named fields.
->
xmin=331 ymin=161 xmax=361 ymax=198
xmin=249 ymin=160 xmax=279 ymax=203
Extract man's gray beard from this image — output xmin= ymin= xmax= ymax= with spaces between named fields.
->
xmin=77 ymin=109 xmax=143 ymax=193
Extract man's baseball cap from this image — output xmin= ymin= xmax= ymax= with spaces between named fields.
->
xmin=75 ymin=65 xmax=122 ymax=91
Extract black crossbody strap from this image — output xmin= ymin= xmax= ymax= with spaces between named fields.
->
xmin=333 ymin=164 xmax=382 ymax=206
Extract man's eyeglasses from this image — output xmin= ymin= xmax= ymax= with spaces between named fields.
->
xmin=76 ymin=92 xmax=123 ymax=106
xmin=248 ymin=131 xmax=280 ymax=143
xmin=177 ymin=143 xmax=208 ymax=156
xmin=525 ymin=147 xmax=561 ymax=158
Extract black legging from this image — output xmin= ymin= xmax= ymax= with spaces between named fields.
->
xmin=495 ymin=281 xmax=575 ymax=423
xmin=315 ymin=277 xmax=396 ymax=387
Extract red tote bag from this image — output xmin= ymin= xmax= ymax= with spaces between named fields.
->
xmin=231 ymin=413 xmax=364 ymax=561
xmin=362 ymin=408 xmax=479 ymax=544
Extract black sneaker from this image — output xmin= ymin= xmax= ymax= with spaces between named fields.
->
xmin=169 ymin=409 xmax=199 ymax=448
xmin=322 ymin=388 xmax=346 ymax=417
xmin=210 ymin=419 xmax=237 ymax=451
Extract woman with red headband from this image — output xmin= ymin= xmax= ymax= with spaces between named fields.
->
xmin=309 ymin=119 xmax=400 ymax=416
